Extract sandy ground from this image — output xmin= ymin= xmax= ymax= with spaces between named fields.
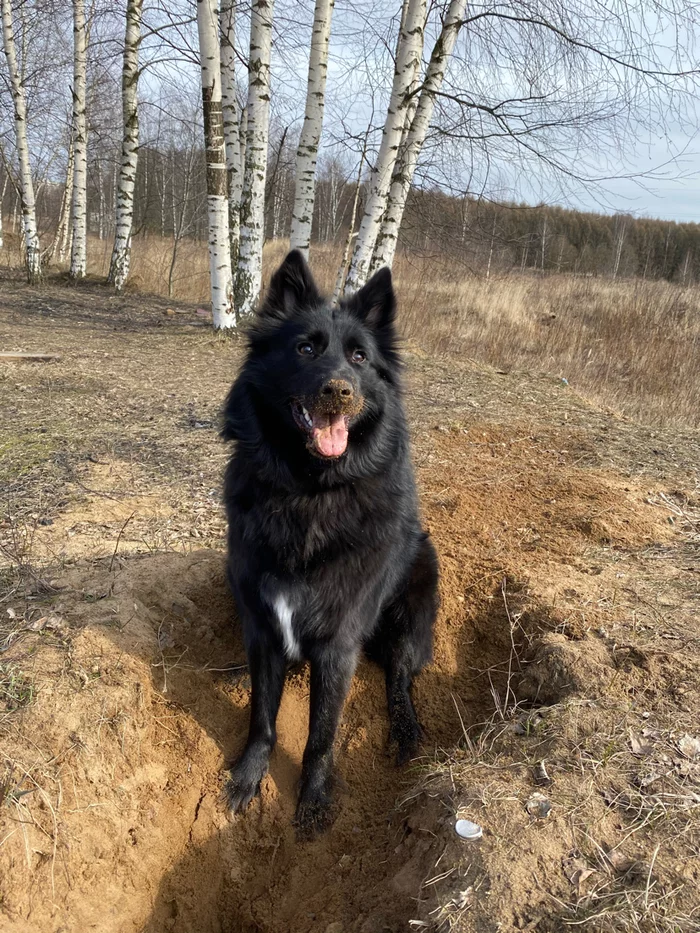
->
xmin=0 ymin=272 xmax=698 ymax=932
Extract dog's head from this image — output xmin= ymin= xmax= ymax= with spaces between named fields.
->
xmin=223 ymin=250 xmax=402 ymax=465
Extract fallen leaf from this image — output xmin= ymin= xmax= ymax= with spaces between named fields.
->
xmin=533 ymin=760 xmax=552 ymax=786
xmin=629 ymin=730 xmax=653 ymax=756
xmin=606 ymin=849 xmax=636 ymax=874
xmin=563 ymin=855 xmax=595 ymax=889
xmin=677 ymin=734 xmax=700 ymax=759
xmin=634 ymin=770 xmax=663 ymax=788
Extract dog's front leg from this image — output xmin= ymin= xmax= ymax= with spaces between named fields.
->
xmin=294 ymin=643 xmax=358 ymax=838
xmin=225 ymin=635 xmax=286 ymax=813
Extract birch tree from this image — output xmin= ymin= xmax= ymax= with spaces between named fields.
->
xmin=370 ymin=0 xmax=466 ymax=273
xmin=69 ymin=0 xmax=88 ymax=280
xmin=1 ymin=0 xmax=41 ymax=283
xmin=235 ymin=0 xmax=275 ymax=316
xmin=46 ymin=138 xmax=74 ymax=265
xmin=220 ymin=0 xmax=242 ymax=267
xmin=0 ymin=177 xmax=4 ymax=251
xmin=343 ymin=0 xmax=426 ymax=293
xmin=108 ymin=0 xmax=143 ymax=291
xmin=288 ymin=0 xmax=335 ymax=260
xmin=197 ymin=0 xmax=235 ymax=329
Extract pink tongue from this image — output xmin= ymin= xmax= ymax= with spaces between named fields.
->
xmin=312 ymin=411 xmax=348 ymax=457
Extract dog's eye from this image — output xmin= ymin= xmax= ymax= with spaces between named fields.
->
xmin=351 ymin=349 xmax=366 ymax=364
xmin=298 ymin=342 xmax=314 ymax=356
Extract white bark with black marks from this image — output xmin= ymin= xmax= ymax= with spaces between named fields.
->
xmin=108 ymin=0 xmax=142 ymax=291
xmin=220 ymin=0 xmax=242 ymax=268
xmin=344 ymin=0 xmax=426 ymax=292
xmin=236 ymin=0 xmax=275 ymax=316
xmin=289 ymin=0 xmax=335 ymax=259
xmin=57 ymin=140 xmax=74 ymax=263
xmin=1 ymin=0 xmax=41 ymax=282
xmin=370 ymin=0 xmax=466 ymax=273
xmin=197 ymin=0 xmax=236 ymax=329
xmin=69 ymin=0 xmax=88 ymax=280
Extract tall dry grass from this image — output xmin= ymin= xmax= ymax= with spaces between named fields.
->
xmin=393 ymin=256 xmax=700 ymax=430
xmin=3 ymin=232 xmax=699 ymax=429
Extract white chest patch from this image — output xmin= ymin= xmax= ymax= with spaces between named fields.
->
xmin=273 ymin=594 xmax=301 ymax=661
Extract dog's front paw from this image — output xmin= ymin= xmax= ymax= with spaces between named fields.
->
xmin=294 ymin=781 xmax=335 ymax=839
xmin=390 ymin=714 xmax=424 ymax=766
xmin=224 ymin=755 xmax=267 ymax=813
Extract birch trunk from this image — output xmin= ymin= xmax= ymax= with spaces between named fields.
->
xmin=332 ymin=136 xmax=367 ymax=302
xmin=0 ymin=175 xmax=6 ymax=250
xmin=220 ymin=0 xmax=242 ymax=267
xmin=69 ymin=0 xmax=88 ymax=280
xmin=370 ymin=0 xmax=466 ymax=273
xmin=344 ymin=0 xmax=426 ymax=292
xmin=1 ymin=0 xmax=41 ymax=282
xmin=108 ymin=0 xmax=142 ymax=291
xmin=45 ymin=138 xmax=73 ymax=265
xmin=289 ymin=0 xmax=334 ymax=259
xmin=197 ymin=0 xmax=236 ymax=329
xmin=235 ymin=0 xmax=275 ymax=316
xmin=58 ymin=140 xmax=74 ymax=262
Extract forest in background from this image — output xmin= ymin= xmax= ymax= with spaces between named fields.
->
xmin=3 ymin=148 xmax=700 ymax=285
xmin=2 ymin=0 xmax=700 ymax=323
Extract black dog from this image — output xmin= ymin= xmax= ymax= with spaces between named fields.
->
xmin=221 ymin=250 xmax=439 ymax=836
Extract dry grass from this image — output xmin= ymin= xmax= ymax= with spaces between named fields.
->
xmin=4 ymin=230 xmax=699 ymax=429
xmin=394 ymin=259 xmax=700 ymax=432
xmin=101 ymin=235 xmax=700 ymax=431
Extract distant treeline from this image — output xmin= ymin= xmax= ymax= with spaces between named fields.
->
xmin=2 ymin=135 xmax=697 ymax=283
xmin=399 ymin=191 xmax=700 ymax=283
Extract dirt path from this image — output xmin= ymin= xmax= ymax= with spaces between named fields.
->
xmin=1 ymin=274 xmax=698 ymax=932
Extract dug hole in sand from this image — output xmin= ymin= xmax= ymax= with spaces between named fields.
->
xmin=3 ymin=416 xmax=697 ymax=933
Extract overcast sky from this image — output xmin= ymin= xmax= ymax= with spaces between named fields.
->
xmin=149 ymin=0 xmax=700 ymax=226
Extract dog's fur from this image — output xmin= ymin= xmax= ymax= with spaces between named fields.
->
xmin=222 ymin=250 xmax=439 ymax=836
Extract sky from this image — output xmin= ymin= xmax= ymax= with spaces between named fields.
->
xmin=573 ymin=157 xmax=700 ymax=223
xmin=144 ymin=0 xmax=700 ymax=226
xmin=520 ymin=123 xmax=700 ymax=223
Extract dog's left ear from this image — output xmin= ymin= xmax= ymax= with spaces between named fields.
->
xmin=346 ymin=267 xmax=396 ymax=332
xmin=260 ymin=250 xmax=321 ymax=318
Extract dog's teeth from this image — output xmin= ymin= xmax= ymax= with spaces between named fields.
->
xmin=301 ymin=406 xmax=312 ymax=428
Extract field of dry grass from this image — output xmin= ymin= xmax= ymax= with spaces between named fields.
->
xmin=397 ymin=265 xmax=700 ymax=432
xmin=0 ymin=263 xmax=698 ymax=932
xmin=5 ymin=230 xmax=698 ymax=430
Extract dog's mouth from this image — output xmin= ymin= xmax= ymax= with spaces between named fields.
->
xmin=291 ymin=401 xmax=352 ymax=459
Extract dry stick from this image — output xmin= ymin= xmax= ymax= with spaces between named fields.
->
xmin=109 ymin=511 xmax=134 ymax=571
xmin=500 ymin=576 xmax=519 ymax=716
xmin=644 ymin=843 xmax=660 ymax=909
xmin=0 ymin=352 xmax=61 ymax=361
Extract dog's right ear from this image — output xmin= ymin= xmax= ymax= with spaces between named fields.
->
xmin=259 ymin=250 xmax=321 ymax=319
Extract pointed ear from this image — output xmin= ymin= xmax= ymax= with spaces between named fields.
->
xmin=260 ymin=250 xmax=321 ymax=318
xmin=347 ymin=267 xmax=396 ymax=331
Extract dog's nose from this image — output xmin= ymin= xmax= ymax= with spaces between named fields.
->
xmin=321 ymin=379 xmax=354 ymax=400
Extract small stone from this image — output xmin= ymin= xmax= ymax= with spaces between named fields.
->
xmin=526 ymin=792 xmax=552 ymax=819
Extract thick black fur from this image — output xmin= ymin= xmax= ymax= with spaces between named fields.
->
xmin=222 ymin=250 xmax=439 ymax=837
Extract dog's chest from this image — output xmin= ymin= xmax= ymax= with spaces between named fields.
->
xmin=271 ymin=593 xmax=301 ymax=660
xmin=261 ymin=485 xmax=372 ymax=567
